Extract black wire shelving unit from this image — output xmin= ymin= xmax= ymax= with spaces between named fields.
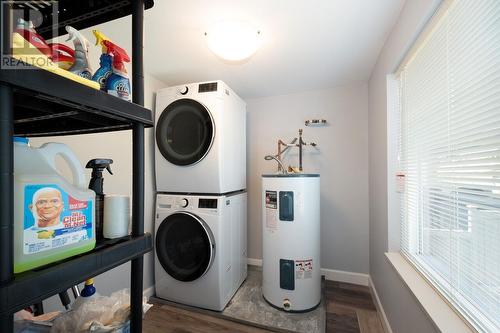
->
xmin=0 ymin=1 xmax=154 ymax=332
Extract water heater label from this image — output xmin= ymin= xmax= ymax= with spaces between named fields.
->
xmin=295 ymin=259 xmax=313 ymax=279
xmin=265 ymin=191 xmax=278 ymax=232
xmin=23 ymin=184 xmax=93 ymax=255
xmin=266 ymin=208 xmax=278 ymax=231
xmin=265 ymin=191 xmax=277 ymax=209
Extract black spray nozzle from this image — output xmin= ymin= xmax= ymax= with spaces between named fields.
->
xmin=86 ymin=158 xmax=113 ymax=195
xmin=86 ymin=158 xmax=113 ymax=174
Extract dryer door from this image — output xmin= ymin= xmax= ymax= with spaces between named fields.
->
xmin=156 ymin=212 xmax=216 ymax=282
xmin=156 ymin=98 xmax=215 ymax=166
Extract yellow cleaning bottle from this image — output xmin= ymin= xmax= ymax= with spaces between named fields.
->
xmin=13 ymin=138 xmax=95 ymax=273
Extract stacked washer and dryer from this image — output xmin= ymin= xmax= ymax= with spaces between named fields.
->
xmin=154 ymin=80 xmax=247 ymax=311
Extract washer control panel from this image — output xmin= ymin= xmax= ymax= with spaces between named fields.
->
xmin=157 ymin=196 xmax=220 ymax=211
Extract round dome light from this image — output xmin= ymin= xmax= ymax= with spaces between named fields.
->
xmin=205 ymin=21 xmax=261 ymax=62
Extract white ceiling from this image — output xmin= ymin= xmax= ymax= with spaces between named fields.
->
xmin=139 ymin=1 xmax=405 ymax=98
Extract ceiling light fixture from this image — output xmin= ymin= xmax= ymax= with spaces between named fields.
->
xmin=205 ymin=21 xmax=261 ymax=62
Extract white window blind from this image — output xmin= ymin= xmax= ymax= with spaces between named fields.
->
xmin=397 ymin=1 xmax=500 ymax=332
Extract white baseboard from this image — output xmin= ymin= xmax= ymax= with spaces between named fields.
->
xmin=143 ymin=285 xmax=155 ymax=299
xmin=369 ymin=277 xmax=393 ymax=333
xmin=247 ymin=258 xmax=263 ymax=267
xmin=320 ymin=268 xmax=369 ymax=286
xmin=247 ymin=258 xmax=369 ymax=286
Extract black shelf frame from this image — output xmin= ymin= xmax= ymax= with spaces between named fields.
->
xmin=0 ymin=235 xmax=152 ymax=316
xmin=37 ymin=0 xmax=154 ymax=40
xmin=1 ymin=62 xmax=153 ymax=136
xmin=0 ymin=1 xmax=153 ymax=332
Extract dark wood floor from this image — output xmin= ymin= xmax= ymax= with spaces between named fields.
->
xmin=325 ymin=281 xmax=384 ymax=333
xmin=143 ymin=280 xmax=385 ymax=333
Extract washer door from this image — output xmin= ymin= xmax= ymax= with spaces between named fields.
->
xmin=156 ymin=212 xmax=215 ymax=282
xmin=156 ymin=98 xmax=214 ymax=166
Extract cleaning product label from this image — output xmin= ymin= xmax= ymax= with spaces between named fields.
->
xmin=107 ymin=75 xmax=131 ymax=101
xmin=92 ymin=54 xmax=113 ymax=90
xmin=23 ymin=184 xmax=93 ymax=255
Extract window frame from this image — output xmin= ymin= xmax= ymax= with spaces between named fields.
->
xmin=386 ymin=0 xmax=499 ymax=332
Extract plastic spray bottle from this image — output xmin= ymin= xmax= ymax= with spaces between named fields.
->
xmin=15 ymin=18 xmax=75 ymax=69
xmin=86 ymin=158 xmax=113 ymax=241
xmin=92 ymin=30 xmax=113 ymax=90
xmin=66 ymin=26 xmax=93 ymax=79
xmin=103 ymin=40 xmax=131 ymax=101
xmin=15 ymin=18 xmax=52 ymax=57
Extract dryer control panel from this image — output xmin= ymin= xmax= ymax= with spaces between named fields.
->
xmin=199 ymin=198 xmax=218 ymax=209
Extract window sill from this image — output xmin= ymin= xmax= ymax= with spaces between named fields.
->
xmin=385 ymin=252 xmax=475 ymax=333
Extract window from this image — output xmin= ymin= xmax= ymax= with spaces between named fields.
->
xmin=396 ymin=1 xmax=500 ymax=332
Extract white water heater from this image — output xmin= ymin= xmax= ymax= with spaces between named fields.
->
xmin=262 ymin=174 xmax=321 ymax=312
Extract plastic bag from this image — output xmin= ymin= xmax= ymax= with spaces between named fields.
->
xmin=14 ymin=309 xmax=60 ymax=333
xmin=50 ymin=289 xmax=152 ymax=333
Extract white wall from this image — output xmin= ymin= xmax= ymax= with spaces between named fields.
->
xmin=36 ymin=73 xmax=165 ymax=312
xmin=32 ymin=16 xmax=167 ymax=311
xmin=368 ymin=0 xmax=442 ymax=332
xmin=35 ymin=5 xmax=369 ymax=311
xmin=246 ymin=83 xmax=369 ymax=273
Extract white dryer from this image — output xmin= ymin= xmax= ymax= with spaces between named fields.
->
xmin=154 ymin=192 xmax=247 ymax=311
xmin=155 ymin=81 xmax=246 ymax=194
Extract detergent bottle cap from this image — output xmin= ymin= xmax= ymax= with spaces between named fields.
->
xmin=13 ymin=137 xmax=29 ymax=145
xmin=102 ymin=40 xmax=130 ymax=72
xmin=16 ymin=18 xmax=35 ymax=32
xmin=15 ymin=18 xmax=26 ymax=30
xmin=81 ymin=278 xmax=96 ymax=297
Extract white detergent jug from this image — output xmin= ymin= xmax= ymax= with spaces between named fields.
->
xmin=13 ymin=137 xmax=95 ymax=273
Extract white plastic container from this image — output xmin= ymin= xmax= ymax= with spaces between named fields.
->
xmin=262 ymin=174 xmax=321 ymax=312
xmin=13 ymin=137 xmax=95 ymax=273
xmin=103 ymin=195 xmax=130 ymax=239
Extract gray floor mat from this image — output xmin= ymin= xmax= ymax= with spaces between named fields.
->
xmin=151 ymin=266 xmax=325 ymax=333
xmin=222 ymin=268 xmax=325 ymax=333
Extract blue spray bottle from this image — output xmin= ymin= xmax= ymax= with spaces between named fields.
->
xmin=92 ymin=30 xmax=113 ymax=91
xmin=103 ymin=40 xmax=131 ymax=101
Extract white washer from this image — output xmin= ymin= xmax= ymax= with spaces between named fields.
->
xmin=155 ymin=80 xmax=246 ymax=194
xmin=154 ymin=192 xmax=247 ymax=311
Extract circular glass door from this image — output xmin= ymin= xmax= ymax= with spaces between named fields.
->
xmin=156 ymin=212 xmax=215 ymax=282
xmin=156 ymin=99 xmax=214 ymax=166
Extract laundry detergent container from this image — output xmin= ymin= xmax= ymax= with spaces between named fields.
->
xmin=262 ymin=174 xmax=320 ymax=312
xmin=13 ymin=138 xmax=95 ymax=273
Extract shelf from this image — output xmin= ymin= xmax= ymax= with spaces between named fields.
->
xmin=12 ymin=0 xmax=154 ymax=40
xmin=0 ymin=234 xmax=152 ymax=316
xmin=0 ymin=62 xmax=153 ymax=137
xmin=1 ymin=1 xmax=150 ymax=331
